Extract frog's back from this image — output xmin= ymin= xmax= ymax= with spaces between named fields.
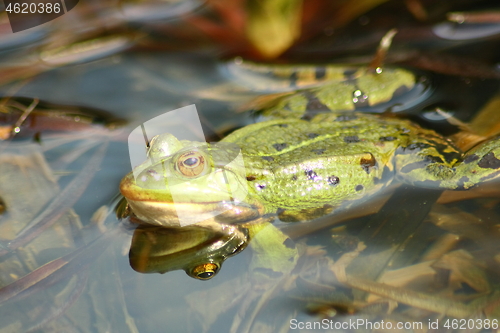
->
xmin=222 ymin=113 xmax=419 ymax=216
xmin=218 ymin=63 xmax=500 ymax=221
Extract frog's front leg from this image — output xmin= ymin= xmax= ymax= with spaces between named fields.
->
xmin=245 ymin=222 xmax=299 ymax=279
xmin=396 ymin=135 xmax=500 ymax=189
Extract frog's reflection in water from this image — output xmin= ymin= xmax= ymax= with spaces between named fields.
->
xmin=129 ymin=222 xmax=249 ymax=280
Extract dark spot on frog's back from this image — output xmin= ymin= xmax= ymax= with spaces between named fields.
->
xmin=355 ymin=185 xmax=364 ymax=191
xmin=246 ymin=176 xmax=256 ymax=181
xmin=305 ymin=170 xmax=319 ymax=181
xmin=307 ymin=133 xmax=319 ymax=139
xmin=273 ymin=143 xmax=288 ymax=152
xmin=477 ymin=152 xmax=500 ymax=169
xmin=344 ymin=136 xmax=360 ymax=143
xmin=360 ymin=154 xmax=377 ymax=174
xmin=262 ymin=156 xmax=274 ymax=162
xmin=379 ymin=136 xmax=397 ymax=142
xmin=305 ymin=95 xmax=329 ymax=112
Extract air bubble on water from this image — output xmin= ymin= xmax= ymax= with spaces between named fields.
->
xmin=352 ymin=90 xmax=368 ymax=104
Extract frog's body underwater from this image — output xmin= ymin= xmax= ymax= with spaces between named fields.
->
xmin=120 ymin=63 xmax=500 ymax=227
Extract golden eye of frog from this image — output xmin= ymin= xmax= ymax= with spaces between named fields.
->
xmin=120 ymin=66 xmax=500 ymax=226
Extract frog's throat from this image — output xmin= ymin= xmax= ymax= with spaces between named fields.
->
xmin=124 ymin=199 xmax=263 ymax=227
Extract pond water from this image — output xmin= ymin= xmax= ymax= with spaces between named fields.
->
xmin=0 ymin=2 xmax=500 ymax=332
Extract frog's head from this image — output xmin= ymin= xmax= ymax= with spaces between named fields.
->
xmin=120 ymin=133 xmax=263 ymax=226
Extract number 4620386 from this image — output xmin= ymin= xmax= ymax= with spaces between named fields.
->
xmin=5 ymin=2 xmax=61 ymax=14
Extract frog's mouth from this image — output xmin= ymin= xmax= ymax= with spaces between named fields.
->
xmin=120 ymin=174 xmax=264 ymax=227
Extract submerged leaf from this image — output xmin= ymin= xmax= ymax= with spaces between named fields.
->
xmin=432 ymin=249 xmax=490 ymax=294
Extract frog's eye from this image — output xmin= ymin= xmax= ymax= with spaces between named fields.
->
xmin=190 ymin=263 xmax=219 ymax=280
xmin=175 ymin=151 xmax=208 ymax=178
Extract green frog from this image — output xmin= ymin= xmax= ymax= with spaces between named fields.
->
xmin=120 ymin=65 xmax=500 ymax=225
xmin=119 ymin=63 xmax=500 ymax=278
